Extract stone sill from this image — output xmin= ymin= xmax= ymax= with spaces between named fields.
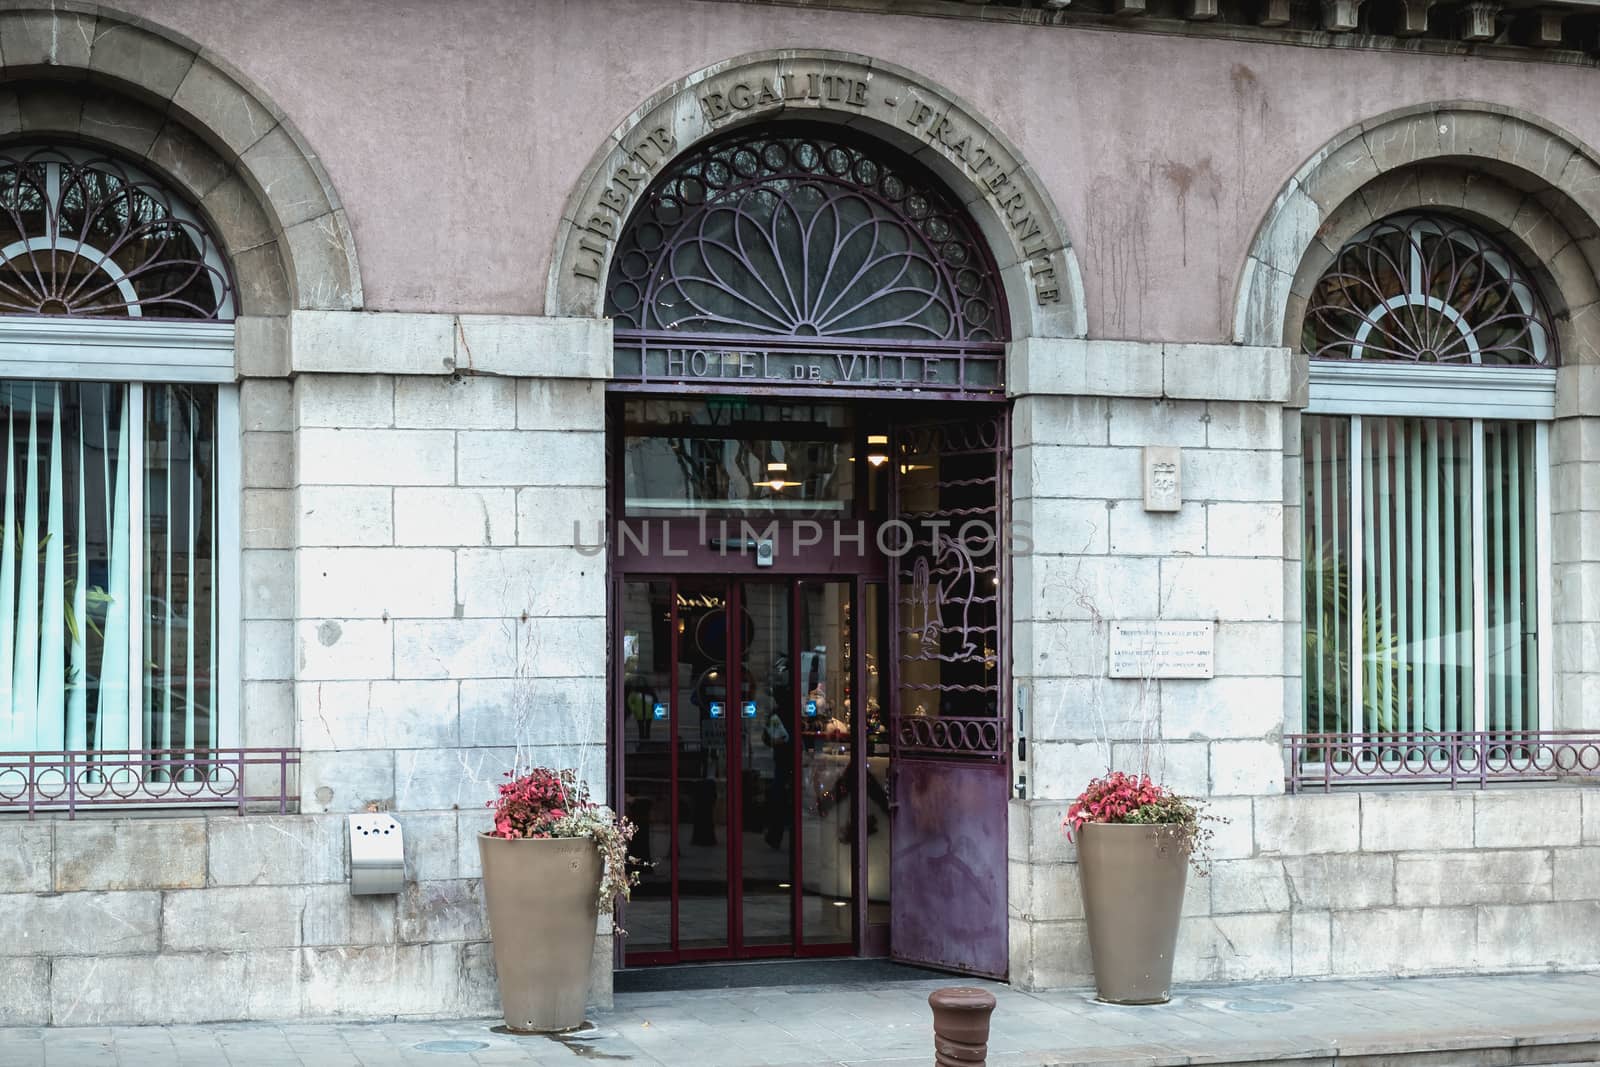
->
xmin=288 ymin=311 xmax=613 ymax=380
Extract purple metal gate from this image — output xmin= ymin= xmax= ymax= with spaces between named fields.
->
xmin=888 ymin=416 xmax=1009 ymax=979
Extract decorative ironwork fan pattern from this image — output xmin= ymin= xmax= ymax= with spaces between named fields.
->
xmin=0 ymin=148 xmax=234 ymax=320
xmin=606 ymin=128 xmax=1003 ymax=343
xmin=1305 ymin=215 xmax=1553 ymax=366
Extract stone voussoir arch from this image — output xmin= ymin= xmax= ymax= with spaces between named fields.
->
xmin=547 ymin=48 xmax=1086 ymax=342
xmin=1234 ymin=100 xmax=1600 ymax=358
xmin=0 ymin=2 xmax=362 ymax=316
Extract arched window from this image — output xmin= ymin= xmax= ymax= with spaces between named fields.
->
xmin=607 ymin=124 xmax=1007 ymax=393
xmin=1299 ymin=213 xmax=1554 ymax=758
xmin=1305 ymin=215 xmax=1551 ymax=366
xmin=0 ymin=146 xmax=238 ymax=782
xmin=0 ymin=147 xmax=233 ymax=320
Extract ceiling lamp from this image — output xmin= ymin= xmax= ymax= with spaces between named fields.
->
xmin=764 ymin=461 xmax=796 ymax=491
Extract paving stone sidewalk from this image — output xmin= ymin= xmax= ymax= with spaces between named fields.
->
xmin=4 ymin=971 xmax=1600 ymax=1066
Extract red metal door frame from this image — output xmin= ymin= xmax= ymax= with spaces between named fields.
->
xmin=611 ymin=396 xmax=1012 ymax=973
xmin=617 ymin=573 xmax=861 ymax=966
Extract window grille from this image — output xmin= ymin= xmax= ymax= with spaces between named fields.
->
xmin=0 ymin=147 xmax=234 ymax=321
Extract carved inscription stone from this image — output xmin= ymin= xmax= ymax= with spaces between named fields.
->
xmin=569 ymin=125 xmax=678 ymax=283
xmin=552 ymin=51 xmax=1074 ymax=327
xmin=1143 ymin=445 xmax=1182 ymax=512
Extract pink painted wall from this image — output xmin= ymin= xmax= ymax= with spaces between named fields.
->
xmin=111 ymin=0 xmax=1600 ymax=341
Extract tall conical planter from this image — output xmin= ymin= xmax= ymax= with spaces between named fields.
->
xmin=479 ymin=833 xmax=601 ymax=1032
xmin=1077 ymin=822 xmax=1190 ymax=1005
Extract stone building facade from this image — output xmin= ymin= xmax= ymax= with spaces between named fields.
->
xmin=0 ymin=0 xmax=1597 ymax=1026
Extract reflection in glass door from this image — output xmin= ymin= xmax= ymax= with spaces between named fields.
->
xmin=618 ymin=580 xmax=673 ymax=955
xmin=675 ymin=579 xmax=732 ymax=954
xmin=799 ymin=581 xmax=854 ymax=948
xmin=862 ymin=582 xmax=892 ymax=941
xmin=740 ymin=584 xmax=793 ymax=951
xmin=619 ymin=577 xmax=885 ymax=963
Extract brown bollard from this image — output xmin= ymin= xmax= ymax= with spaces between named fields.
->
xmin=929 ymin=986 xmax=996 ymax=1067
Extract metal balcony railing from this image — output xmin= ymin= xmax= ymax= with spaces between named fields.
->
xmin=0 ymin=747 xmax=300 ymax=818
xmin=1285 ymin=731 xmax=1600 ymax=791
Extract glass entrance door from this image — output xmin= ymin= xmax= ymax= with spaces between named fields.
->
xmin=618 ymin=576 xmax=884 ymax=963
xmin=739 ymin=581 xmax=793 ymax=953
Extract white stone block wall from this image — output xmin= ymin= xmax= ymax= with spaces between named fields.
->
xmin=0 ymin=814 xmax=513 ymax=1025
xmin=288 ymin=314 xmax=611 ymax=823
xmin=1008 ymin=338 xmax=1294 ymax=987
xmin=1551 ymin=379 xmax=1600 ymax=730
xmin=0 ymin=312 xmax=615 ymax=1026
xmin=285 ymin=313 xmax=614 ymax=1015
xmin=1009 ymin=787 xmax=1600 ymax=989
xmin=1011 ymin=339 xmax=1291 ymax=806
xmin=239 ymin=364 xmax=300 ymax=793
xmin=1007 ymin=338 xmax=1600 ymax=992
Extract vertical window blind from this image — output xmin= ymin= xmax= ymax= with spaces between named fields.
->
xmin=1303 ymin=414 xmax=1543 ymax=740
xmin=0 ymin=380 xmax=220 ymax=765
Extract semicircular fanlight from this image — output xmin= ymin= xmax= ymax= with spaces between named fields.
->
xmin=1305 ymin=214 xmax=1553 ymax=366
xmin=0 ymin=146 xmax=234 ymax=320
xmin=606 ymin=130 xmax=1002 ymax=344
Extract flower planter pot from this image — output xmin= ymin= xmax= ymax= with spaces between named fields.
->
xmin=478 ymin=833 xmax=601 ymax=1032
xmin=1076 ymin=822 xmax=1190 ymax=1005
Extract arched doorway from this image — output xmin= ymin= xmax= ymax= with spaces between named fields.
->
xmin=608 ymin=123 xmax=1011 ymax=976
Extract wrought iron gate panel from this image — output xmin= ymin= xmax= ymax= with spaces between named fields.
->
xmin=889 ymin=412 xmax=1010 ymax=977
xmin=889 ymin=416 xmax=1007 ymax=761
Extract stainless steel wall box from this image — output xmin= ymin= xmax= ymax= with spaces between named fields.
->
xmin=348 ymin=813 xmax=404 ymax=895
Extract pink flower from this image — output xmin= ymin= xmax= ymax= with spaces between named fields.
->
xmin=487 ymin=767 xmax=598 ymax=840
xmin=1062 ymin=770 xmax=1186 ymax=842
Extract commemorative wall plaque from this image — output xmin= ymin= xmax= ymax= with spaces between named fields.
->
xmin=1108 ymin=621 xmax=1215 ymax=679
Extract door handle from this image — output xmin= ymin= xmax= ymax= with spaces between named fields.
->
xmin=709 ymin=537 xmax=775 ymax=566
